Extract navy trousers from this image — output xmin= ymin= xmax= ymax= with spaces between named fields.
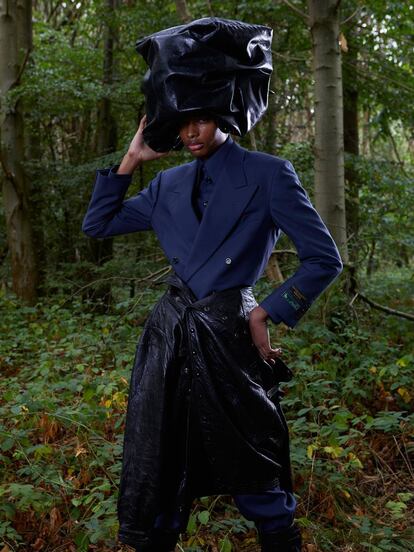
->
xmin=153 ymin=486 xmax=297 ymax=533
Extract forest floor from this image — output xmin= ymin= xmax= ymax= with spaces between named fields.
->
xmin=0 ymin=266 xmax=413 ymax=552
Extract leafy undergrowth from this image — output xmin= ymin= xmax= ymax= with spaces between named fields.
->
xmin=0 ymin=268 xmax=413 ymax=551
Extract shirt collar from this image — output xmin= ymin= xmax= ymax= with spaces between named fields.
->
xmin=197 ymin=136 xmax=234 ymax=182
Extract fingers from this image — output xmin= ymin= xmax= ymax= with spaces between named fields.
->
xmin=266 ymin=347 xmax=283 ymax=365
xmin=135 ymin=115 xmax=147 ymax=136
xmin=248 ymin=317 xmax=282 ymax=364
xmin=256 ymin=343 xmax=282 ymax=363
xmin=138 ymin=114 xmax=146 ymax=131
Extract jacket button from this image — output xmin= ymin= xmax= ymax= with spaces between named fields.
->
xmin=225 ymin=257 xmax=232 ymax=264
xmin=172 ymin=256 xmax=179 ymax=264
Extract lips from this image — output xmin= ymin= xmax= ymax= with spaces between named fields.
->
xmin=187 ymin=143 xmax=204 ymax=152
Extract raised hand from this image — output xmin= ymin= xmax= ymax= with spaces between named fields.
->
xmin=117 ymin=115 xmax=169 ymax=174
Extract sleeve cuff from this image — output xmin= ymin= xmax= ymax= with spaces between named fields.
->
xmin=258 ymin=283 xmax=312 ymax=329
xmin=259 ymin=300 xmax=283 ymax=325
xmin=108 ymin=164 xmax=133 ymax=183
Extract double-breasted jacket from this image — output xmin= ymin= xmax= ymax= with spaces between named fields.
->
xmin=82 ymin=137 xmax=343 ymax=327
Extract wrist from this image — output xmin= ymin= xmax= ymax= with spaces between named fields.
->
xmin=250 ymin=305 xmax=269 ymax=322
xmin=117 ymin=151 xmax=142 ymax=175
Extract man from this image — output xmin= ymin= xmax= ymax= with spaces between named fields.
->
xmin=82 ymin=112 xmax=343 ymax=551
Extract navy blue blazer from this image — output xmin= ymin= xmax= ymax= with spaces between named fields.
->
xmin=82 ymin=138 xmax=343 ymax=328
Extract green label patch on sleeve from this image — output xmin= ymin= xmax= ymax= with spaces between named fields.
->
xmin=282 ymin=286 xmax=311 ymax=319
xmin=282 ymin=289 xmax=301 ymax=311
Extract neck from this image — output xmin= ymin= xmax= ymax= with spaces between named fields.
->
xmin=199 ymin=135 xmax=229 ymax=160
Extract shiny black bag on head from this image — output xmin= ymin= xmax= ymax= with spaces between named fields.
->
xmin=135 ymin=17 xmax=273 ymax=152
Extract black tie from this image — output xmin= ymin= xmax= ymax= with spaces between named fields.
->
xmin=192 ymin=161 xmax=204 ymax=221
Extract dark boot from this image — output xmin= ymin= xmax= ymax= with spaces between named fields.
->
xmin=258 ymin=521 xmax=302 ymax=552
xmin=134 ymin=527 xmax=180 ymax=552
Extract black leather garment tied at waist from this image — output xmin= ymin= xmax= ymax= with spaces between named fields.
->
xmin=117 ymin=271 xmax=294 ymax=550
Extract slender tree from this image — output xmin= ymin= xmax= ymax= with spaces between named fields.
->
xmin=86 ymin=0 xmax=120 ymax=308
xmin=175 ymin=0 xmax=192 ymax=23
xmin=342 ymin=23 xmax=360 ymax=258
xmin=96 ymin=0 xmax=118 ymax=157
xmin=308 ymin=0 xmax=348 ymax=262
xmin=0 ymin=0 xmax=39 ymax=303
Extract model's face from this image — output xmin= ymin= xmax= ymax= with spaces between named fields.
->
xmin=178 ymin=116 xmax=228 ymax=159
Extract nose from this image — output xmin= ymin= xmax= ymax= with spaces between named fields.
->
xmin=185 ymin=121 xmax=199 ymax=139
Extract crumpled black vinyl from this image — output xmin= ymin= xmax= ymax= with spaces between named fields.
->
xmin=117 ymin=272 xmax=293 ymax=550
xmin=135 ymin=17 xmax=273 ymax=152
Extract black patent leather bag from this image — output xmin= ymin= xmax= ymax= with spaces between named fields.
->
xmin=135 ymin=17 xmax=273 ymax=151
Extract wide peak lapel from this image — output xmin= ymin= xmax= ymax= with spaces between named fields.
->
xmin=168 ymin=160 xmax=200 ymax=244
xmin=183 ymin=142 xmax=258 ymax=282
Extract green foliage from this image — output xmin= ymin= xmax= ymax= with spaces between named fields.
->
xmin=349 ymin=155 xmax=414 ymax=267
xmin=0 ymin=1 xmax=413 ymax=551
xmin=0 ymin=285 xmax=157 ymax=549
xmin=1 ymin=267 xmax=413 ymax=550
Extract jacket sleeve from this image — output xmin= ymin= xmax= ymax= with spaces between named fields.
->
xmin=258 ymin=160 xmax=343 ymax=328
xmin=81 ymin=165 xmax=161 ymax=238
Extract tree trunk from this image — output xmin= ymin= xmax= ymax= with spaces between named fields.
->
xmin=366 ymin=239 xmax=376 ymax=277
xmin=21 ymin=0 xmax=46 ymax=293
xmin=86 ymin=0 xmax=119 ymax=309
xmin=265 ymin=254 xmax=284 ymax=285
xmin=26 ymin=120 xmax=46 ymax=293
xmin=361 ymin=108 xmax=371 ymax=157
xmin=0 ymin=0 xmax=39 ymax=303
xmin=175 ymin=0 xmax=192 ymax=22
xmin=96 ymin=0 xmax=118 ymax=156
xmin=308 ymin=0 xmax=348 ymax=262
xmin=342 ymin=26 xmax=359 ymax=259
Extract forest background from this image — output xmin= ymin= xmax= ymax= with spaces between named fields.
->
xmin=0 ymin=1 xmax=413 ymax=551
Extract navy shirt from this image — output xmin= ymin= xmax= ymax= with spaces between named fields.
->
xmin=192 ymin=136 xmax=233 ymax=220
